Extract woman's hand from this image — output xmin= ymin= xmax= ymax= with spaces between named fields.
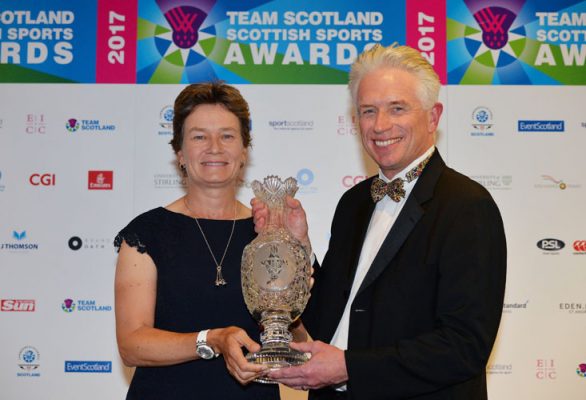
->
xmin=208 ymin=326 xmax=268 ymax=385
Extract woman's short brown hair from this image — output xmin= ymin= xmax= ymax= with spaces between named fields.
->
xmin=170 ymin=82 xmax=251 ymax=153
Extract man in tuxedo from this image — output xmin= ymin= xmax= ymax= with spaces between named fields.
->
xmin=255 ymin=44 xmax=507 ymax=399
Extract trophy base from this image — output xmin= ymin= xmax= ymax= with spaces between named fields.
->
xmin=246 ymin=347 xmax=309 ymax=384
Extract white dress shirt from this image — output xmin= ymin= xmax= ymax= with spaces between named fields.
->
xmin=329 ymin=146 xmax=435 ymax=390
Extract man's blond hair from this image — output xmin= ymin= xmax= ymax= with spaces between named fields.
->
xmin=349 ymin=43 xmax=441 ymax=110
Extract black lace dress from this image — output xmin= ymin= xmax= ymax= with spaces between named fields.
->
xmin=114 ymin=207 xmax=278 ymax=400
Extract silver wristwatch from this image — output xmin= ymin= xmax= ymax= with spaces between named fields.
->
xmin=196 ymin=329 xmax=217 ymax=360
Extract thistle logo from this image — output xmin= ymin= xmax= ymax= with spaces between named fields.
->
xmin=473 ymin=7 xmax=516 ymax=50
xmin=62 ymin=298 xmax=75 ymax=313
xmin=577 ymin=363 xmax=586 ymax=378
xmin=66 ymin=118 xmax=80 ymax=132
xmin=163 ymin=5 xmax=206 ymax=49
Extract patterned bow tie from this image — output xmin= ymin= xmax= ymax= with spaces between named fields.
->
xmin=370 ymin=151 xmax=434 ymax=203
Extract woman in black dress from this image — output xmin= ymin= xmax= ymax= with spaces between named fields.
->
xmin=114 ymin=82 xmax=278 ymax=399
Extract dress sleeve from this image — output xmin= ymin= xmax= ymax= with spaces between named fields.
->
xmin=113 ymin=212 xmax=154 ymax=254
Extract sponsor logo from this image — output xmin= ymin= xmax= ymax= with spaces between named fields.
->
xmin=573 ymin=240 xmax=586 ymax=254
xmin=336 ymin=115 xmax=358 ymax=136
xmin=88 ymin=171 xmax=113 ymax=190
xmin=536 ymin=359 xmax=556 ymax=380
xmin=0 ymin=170 xmax=5 ymax=192
xmin=25 ymin=114 xmax=46 ymax=134
xmin=487 ymin=363 xmax=513 ymax=375
xmin=342 ymin=175 xmax=368 ymax=188
xmin=66 ymin=118 xmax=116 ymax=133
xmin=577 ymin=363 xmax=586 ymax=378
xmin=268 ymin=119 xmax=314 ymax=133
xmin=159 ymin=105 xmax=174 ymax=135
xmin=17 ymin=346 xmax=40 ymax=377
xmin=68 ymin=236 xmax=109 ymax=251
xmin=154 ymin=173 xmax=186 ymax=189
xmin=64 ymin=361 xmax=112 ymax=373
xmin=471 ymin=106 xmax=494 ymax=136
xmin=29 ymin=173 xmax=56 ymax=186
xmin=471 ymin=175 xmax=512 ymax=190
xmin=518 ymin=120 xmax=565 ymax=132
xmin=1 ymin=299 xmax=36 ymax=312
xmin=503 ymin=300 xmax=528 ymax=314
xmin=559 ymin=302 xmax=586 ymax=314
xmin=535 ymin=175 xmax=580 ymax=190
xmin=297 ymin=168 xmax=317 ymax=194
xmin=1 ymin=230 xmax=39 ymax=252
xmin=62 ymin=298 xmax=112 ymax=313
xmin=537 ymin=238 xmax=564 ymax=253
xmin=0 ymin=117 xmax=4 ymax=131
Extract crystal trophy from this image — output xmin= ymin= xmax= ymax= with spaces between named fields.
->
xmin=241 ymin=176 xmax=312 ymax=383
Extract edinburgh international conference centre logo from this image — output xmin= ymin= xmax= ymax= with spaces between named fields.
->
xmin=447 ymin=0 xmax=585 ymax=84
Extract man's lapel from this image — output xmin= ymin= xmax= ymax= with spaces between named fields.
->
xmin=356 ymin=150 xmax=445 ymax=296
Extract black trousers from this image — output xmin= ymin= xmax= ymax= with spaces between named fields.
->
xmin=309 ymin=388 xmax=349 ymax=400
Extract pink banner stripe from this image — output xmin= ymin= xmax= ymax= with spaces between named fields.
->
xmin=96 ymin=0 xmax=137 ymax=83
xmin=406 ymin=0 xmax=447 ymax=84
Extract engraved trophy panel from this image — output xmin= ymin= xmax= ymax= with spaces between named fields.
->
xmin=241 ymin=175 xmax=311 ymax=384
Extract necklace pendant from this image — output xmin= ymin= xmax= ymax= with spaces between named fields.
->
xmin=215 ymin=265 xmax=227 ymax=286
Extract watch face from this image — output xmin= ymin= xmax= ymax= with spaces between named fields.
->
xmin=197 ymin=345 xmax=215 ymax=360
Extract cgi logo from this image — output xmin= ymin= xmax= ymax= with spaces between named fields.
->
xmin=573 ymin=240 xmax=586 ymax=253
xmin=536 ymin=359 xmax=556 ymax=380
xmin=88 ymin=171 xmax=113 ymax=190
xmin=25 ymin=114 xmax=46 ymax=134
xmin=342 ymin=175 xmax=368 ymax=188
xmin=1 ymin=299 xmax=35 ymax=312
xmin=29 ymin=173 xmax=56 ymax=186
xmin=537 ymin=238 xmax=564 ymax=252
xmin=577 ymin=363 xmax=586 ymax=378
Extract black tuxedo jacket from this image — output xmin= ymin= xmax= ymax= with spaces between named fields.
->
xmin=304 ymin=150 xmax=507 ymax=400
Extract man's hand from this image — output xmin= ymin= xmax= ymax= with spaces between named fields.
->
xmin=267 ymin=341 xmax=348 ymax=391
xmin=251 ymin=196 xmax=312 ymax=253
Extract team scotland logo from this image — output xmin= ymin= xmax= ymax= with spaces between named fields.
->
xmin=66 ymin=119 xmax=80 ymax=132
xmin=62 ymin=298 xmax=76 ymax=313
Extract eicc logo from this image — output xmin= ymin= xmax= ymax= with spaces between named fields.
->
xmin=88 ymin=171 xmax=113 ymax=190
xmin=26 ymin=114 xmax=46 ymax=134
xmin=537 ymin=238 xmax=564 ymax=252
xmin=1 ymin=299 xmax=35 ymax=312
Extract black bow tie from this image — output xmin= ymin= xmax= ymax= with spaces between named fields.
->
xmin=370 ymin=151 xmax=434 ymax=203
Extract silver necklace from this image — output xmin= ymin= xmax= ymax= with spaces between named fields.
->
xmin=184 ymin=197 xmax=236 ymax=286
